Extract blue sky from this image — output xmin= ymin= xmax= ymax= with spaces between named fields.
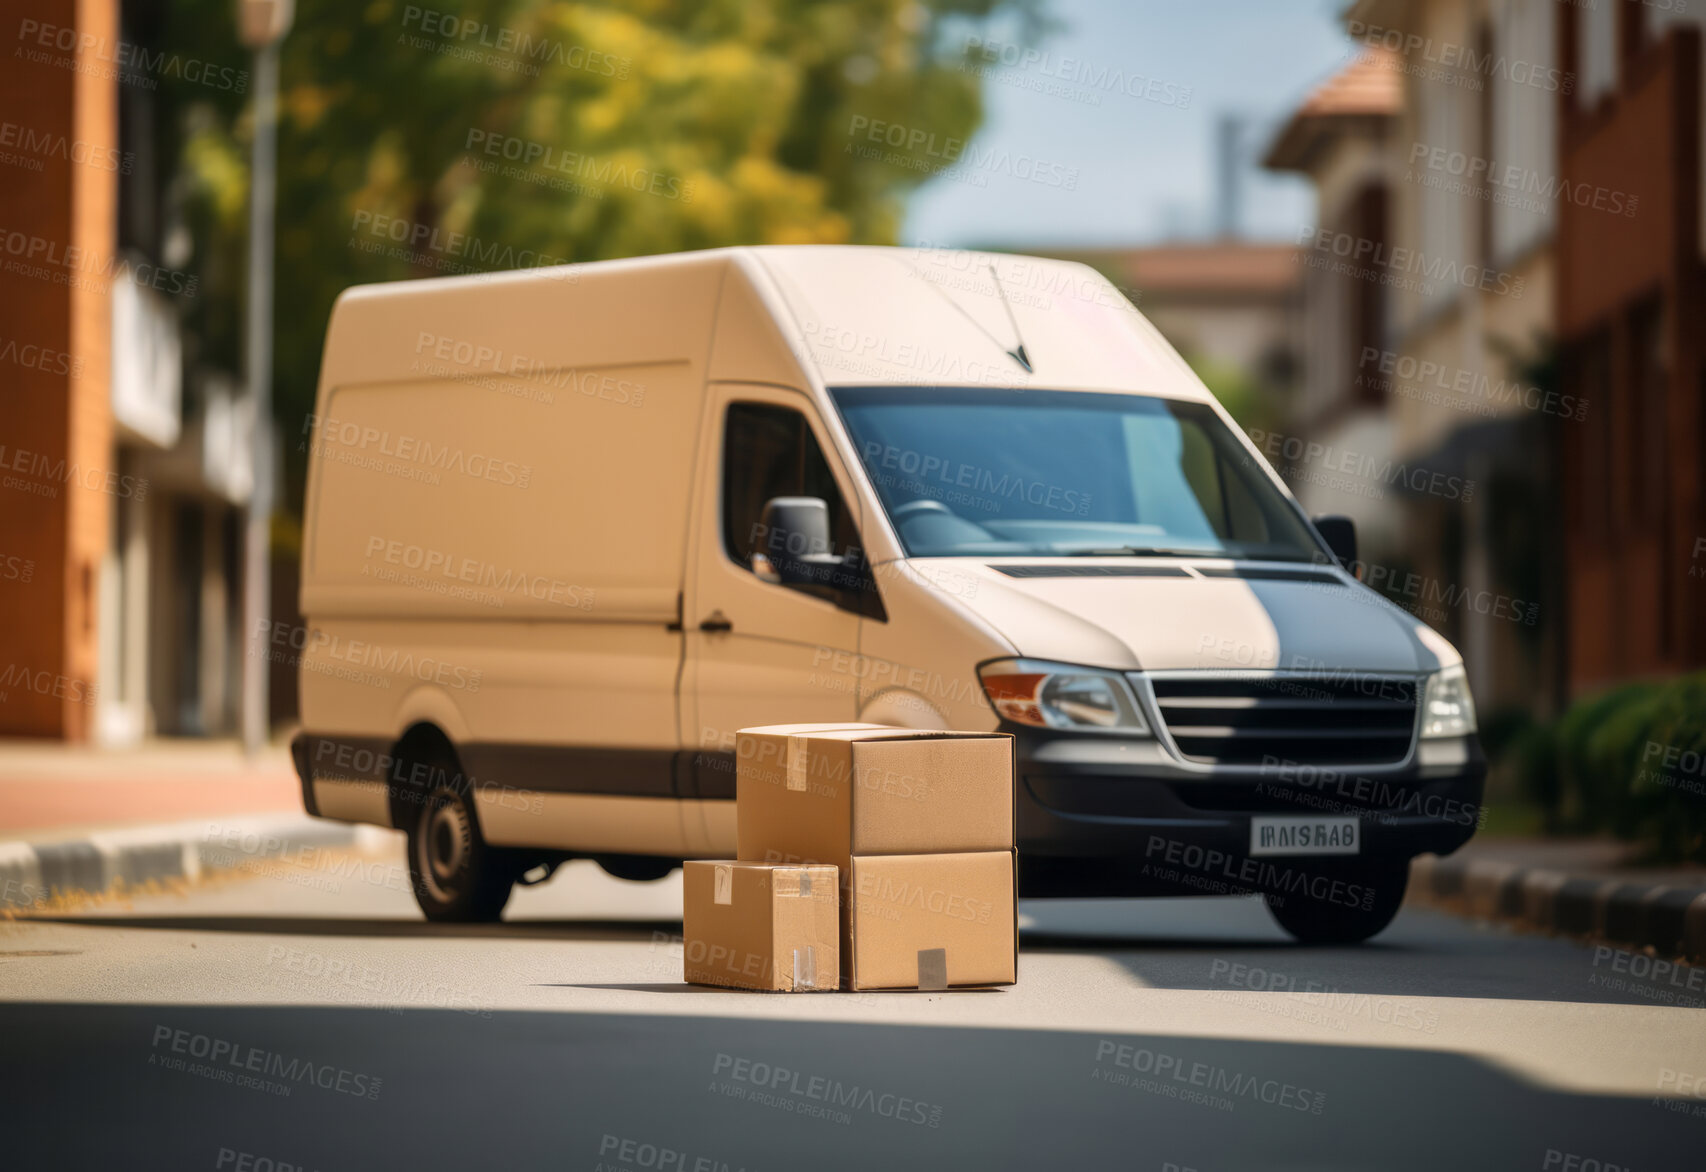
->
xmin=903 ymin=0 xmax=1353 ymax=248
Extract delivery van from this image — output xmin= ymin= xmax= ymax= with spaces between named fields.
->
xmin=291 ymin=245 xmax=1484 ymax=942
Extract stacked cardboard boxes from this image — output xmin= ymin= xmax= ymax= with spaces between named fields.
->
xmin=683 ymin=722 xmax=1016 ymax=992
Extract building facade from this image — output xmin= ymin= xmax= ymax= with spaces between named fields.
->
xmin=1 ymin=0 xmax=254 ymax=743
xmin=1273 ymin=0 xmax=1572 ymax=718
xmin=1556 ymin=4 xmax=1706 ymax=691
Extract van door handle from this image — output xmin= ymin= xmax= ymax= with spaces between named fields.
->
xmin=698 ymin=613 xmax=734 ymax=633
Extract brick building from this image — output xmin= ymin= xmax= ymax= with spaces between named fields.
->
xmin=1556 ymin=3 xmax=1706 ymax=691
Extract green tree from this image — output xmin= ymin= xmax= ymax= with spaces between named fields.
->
xmin=154 ymin=0 xmax=1046 ymax=515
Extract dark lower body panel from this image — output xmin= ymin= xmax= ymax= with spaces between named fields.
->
xmin=1012 ymin=729 xmax=1485 ymax=899
xmin=292 ymin=730 xmax=1485 ymax=902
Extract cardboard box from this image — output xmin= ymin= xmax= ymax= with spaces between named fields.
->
xmin=682 ymin=861 xmax=839 ymax=992
xmin=736 ymin=725 xmax=1014 ymax=874
xmin=847 ymin=851 xmax=1016 ymax=990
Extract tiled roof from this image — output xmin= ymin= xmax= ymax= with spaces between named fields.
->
xmin=1264 ymin=49 xmax=1401 ymax=171
xmin=1043 ymin=243 xmax=1302 ymax=297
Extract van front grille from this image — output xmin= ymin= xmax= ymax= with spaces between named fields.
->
xmin=1146 ymin=675 xmax=1418 ymax=767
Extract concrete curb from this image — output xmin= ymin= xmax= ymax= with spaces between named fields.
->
xmin=0 ymin=816 xmax=395 ymax=909
xmin=1410 ymin=854 xmax=1706 ymax=965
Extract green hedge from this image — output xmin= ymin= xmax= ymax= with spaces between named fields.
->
xmin=1513 ymin=673 xmax=1706 ymax=862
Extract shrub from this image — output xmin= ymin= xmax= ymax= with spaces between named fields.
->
xmin=1535 ymin=673 xmax=1706 ymax=862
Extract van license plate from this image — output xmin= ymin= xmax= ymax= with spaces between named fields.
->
xmin=1250 ymin=816 xmax=1360 ymax=857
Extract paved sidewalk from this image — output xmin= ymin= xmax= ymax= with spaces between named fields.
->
xmin=0 ymin=737 xmax=302 ymax=838
xmin=1412 ymin=836 xmax=1706 ymax=965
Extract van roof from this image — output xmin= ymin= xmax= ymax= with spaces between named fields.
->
xmin=321 ymin=245 xmax=1214 ymax=404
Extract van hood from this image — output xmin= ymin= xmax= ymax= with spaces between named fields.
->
xmin=911 ymin=559 xmax=1454 ymax=675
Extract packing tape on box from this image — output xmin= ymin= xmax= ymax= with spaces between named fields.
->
xmin=798 ymin=869 xmax=812 ymax=898
xmin=794 ymin=945 xmax=816 ymax=990
xmin=786 ymin=735 xmax=809 ymax=791
xmin=714 ymin=863 xmax=732 ymax=905
xmin=917 ymin=947 xmax=948 ymax=991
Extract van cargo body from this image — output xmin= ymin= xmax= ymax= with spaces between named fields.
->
xmin=293 ymin=245 xmax=1484 ymax=939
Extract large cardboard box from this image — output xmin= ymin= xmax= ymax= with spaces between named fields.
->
xmin=682 ymin=861 xmax=839 ymax=992
xmin=847 ymin=851 xmax=1017 ymax=990
xmin=736 ymin=726 xmax=1014 ymax=873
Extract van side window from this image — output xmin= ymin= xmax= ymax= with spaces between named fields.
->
xmin=721 ymin=402 xmax=858 ymax=570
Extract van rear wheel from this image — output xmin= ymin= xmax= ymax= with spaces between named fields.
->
xmin=405 ymin=780 xmax=513 ymax=922
xmin=1264 ymin=861 xmax=1408 ymax=945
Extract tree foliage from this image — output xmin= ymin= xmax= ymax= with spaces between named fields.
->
xmin=152 ymin=0 xmax=1044 ymax=514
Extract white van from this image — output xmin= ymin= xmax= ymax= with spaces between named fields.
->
xmin=291 ymin=245 xmax=1483 ymax=942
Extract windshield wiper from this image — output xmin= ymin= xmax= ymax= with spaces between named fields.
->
xmin=1065 ymin=546 xmax=1215 ymax=558
xmin=1065 ymin=546 xmax=1314 ymax=562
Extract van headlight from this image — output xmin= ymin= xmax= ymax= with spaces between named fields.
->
xmin=1419 ymin=664 xmax=1478 ymax=739
xmin=978 ymin=659 xmax=1150 ymax=734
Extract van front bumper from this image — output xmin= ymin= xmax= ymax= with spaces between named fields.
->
xmin=1012 ymin=729 xmax=1486 ymax=898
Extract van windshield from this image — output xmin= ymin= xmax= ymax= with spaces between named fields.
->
xmin=830 ymin=387 xmax=1326 ymax=561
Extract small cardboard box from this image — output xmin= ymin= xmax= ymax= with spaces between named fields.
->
xmin=736 ymin=725 xmax=1014 ymax=874
xmin=847 ymin=851 xmax=1016 ymax=990
xmin=682 ymin=861 xmax=839 ymax=992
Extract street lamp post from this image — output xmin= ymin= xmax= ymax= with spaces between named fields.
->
xmin=239 ymin=0 xmax=293 ymax=754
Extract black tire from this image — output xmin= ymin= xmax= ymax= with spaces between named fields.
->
xmin=1265 ymin=861 xmax=1409 ymax=944
xmin=402 ymin=756 xmax=513 ymax=923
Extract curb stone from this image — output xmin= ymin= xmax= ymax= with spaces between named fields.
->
xmin=0 ymin=816 xmax=393 ymax=909
xmin=1410 ymin=854 xmax=1706 ymax=966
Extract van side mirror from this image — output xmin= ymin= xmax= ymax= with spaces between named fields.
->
xmin=755 ymin=497 xmax=840 ymax=585
xmin=1312 ymin=514 xmax=1358 ymax=573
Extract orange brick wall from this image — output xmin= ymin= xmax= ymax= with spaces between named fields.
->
xmin=0 ymin=0 xmax=117 ymax=738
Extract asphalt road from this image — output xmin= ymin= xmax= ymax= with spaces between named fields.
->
xmin=2 ymin=837 xmax=1703 ymax=1172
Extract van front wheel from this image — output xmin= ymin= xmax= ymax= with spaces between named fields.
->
xmin=1264 ymin=861 xmax=1408 ymax=945
xmin=406 ymin=784 xmax=513 ymax=922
